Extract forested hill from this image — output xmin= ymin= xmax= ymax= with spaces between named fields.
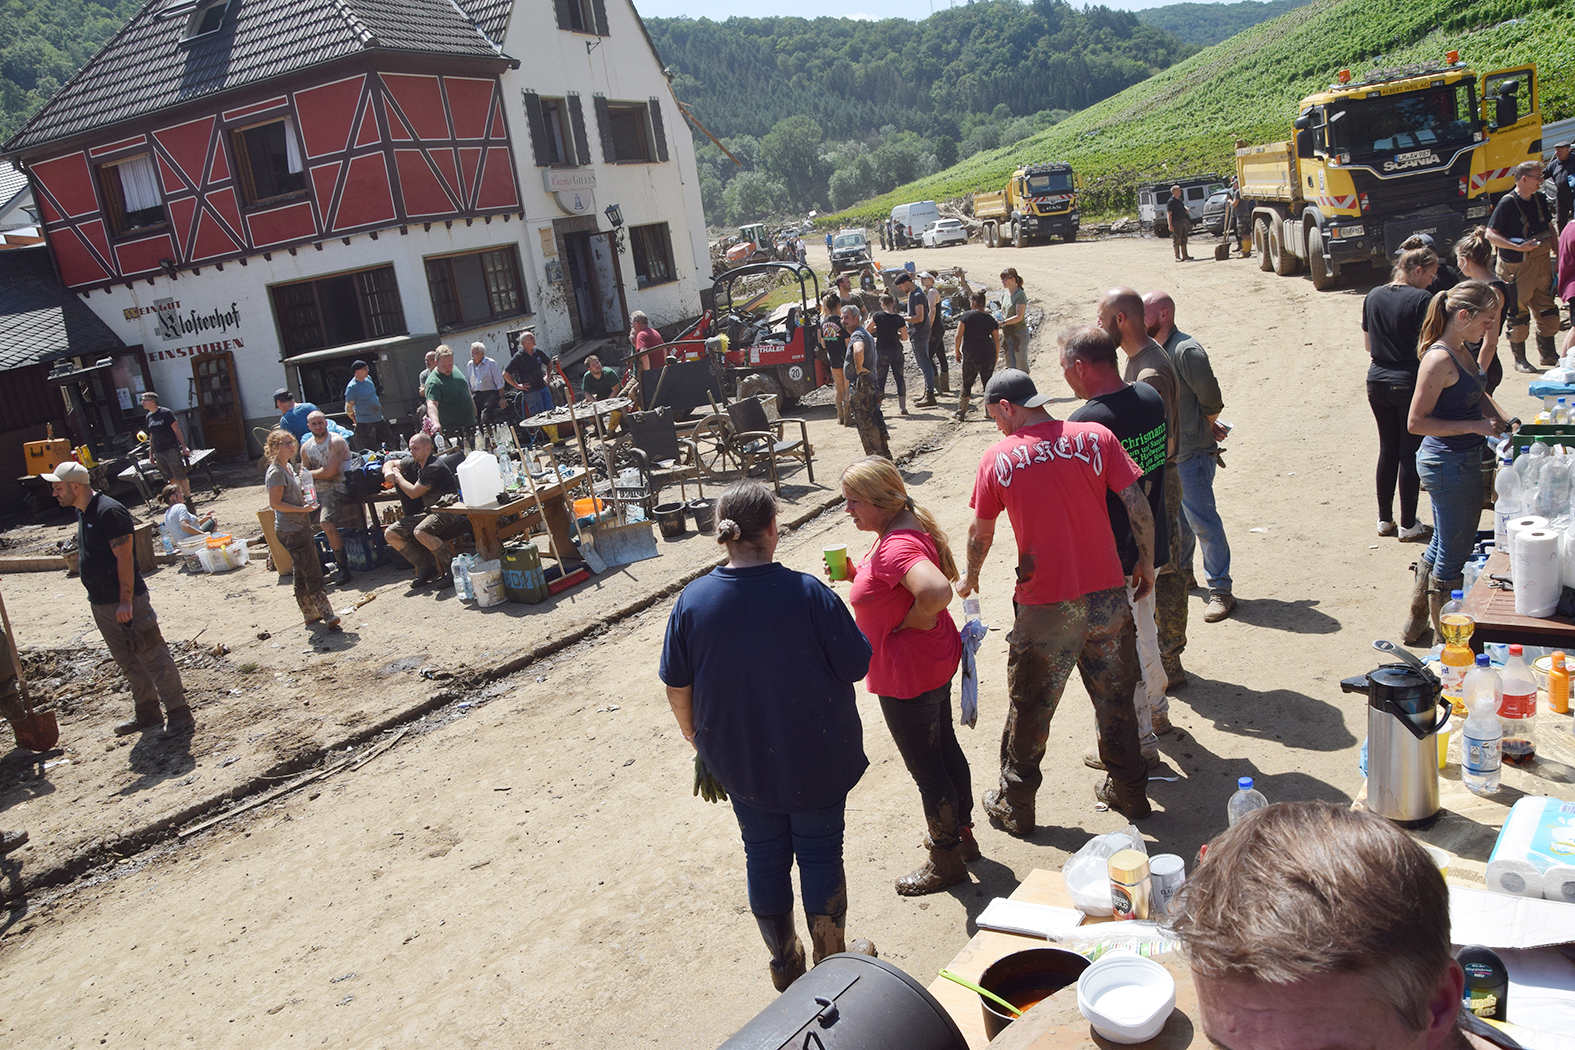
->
xmin=1135 ymin=1 xmax=1314 ymax=47
xmin=644 ymin=3 xmax=1197 ymax=144
xmin=0 ymin=0 xmax=141 ymax=143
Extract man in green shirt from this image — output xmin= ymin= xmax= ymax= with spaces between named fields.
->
xmin=424 ymin=345 xmax=475 ymax=437
xmin=581 ymin=355 xmax=622 ymax=401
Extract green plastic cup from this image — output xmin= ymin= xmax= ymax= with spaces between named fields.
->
xmin=824 ymin=544 xmax=850 ymax=581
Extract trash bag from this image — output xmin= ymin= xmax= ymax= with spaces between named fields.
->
xmin=1063 ymin=825 xmax=1146 ymax=916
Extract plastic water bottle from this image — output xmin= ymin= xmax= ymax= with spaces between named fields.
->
xmin=1556 ymin=398 xmax=1572 ymax=425
xmin=1226 ymin=777 xmax=1268 ymax=826
xmin=1439 ymin=591 xmax=1474 ymax=716
xmin=1499 ymin=645 xmax=1538 ymax=762
xmin=299 ymin=465 xmax=318 ymax=510
xmin=1461 ymin=678 xmax=1503 ymax=796
xmin=452 ymin=553 xmax=475 ymax=601
xmin=1493 ymin=459 xmax=1521 ymax=553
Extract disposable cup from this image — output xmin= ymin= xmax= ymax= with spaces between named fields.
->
xmin=824 ymin=544 xmax=850 ymax=581
xmin=1437 ymin=716 xmax=1454 ymax=769
xmin=1423 ymin=845 xmax=1451 ymax=876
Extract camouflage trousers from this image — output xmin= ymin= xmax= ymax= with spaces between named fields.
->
xmin=999 ymin=587 xmax=1147 ymax=815
xmin=848 ymin=372 xmax=891 ymax=459
xmin=1156 ymin=461 xmax=1188 ymax=678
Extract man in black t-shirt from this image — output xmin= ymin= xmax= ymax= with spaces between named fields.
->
xmin=1487 ymin=160 xmax=1560 ymax=365
xmin=1545 ymin=141 xmax=1573 ymax=232
xmin=952 ymin=290 xmax=1001 ymax=420
xmin=383 ymin=433 xmax=459 ymax=588
xmin=140 ymin=392 xmax=191 ymax=500
xmin=47 ymin=461 xmax=192 ymax=737
xmin=870 ymin=293 xmax=908 ymax=414
xmin=1166 ymin=186 xmax=1192 ymax=261
xmin=503 ymin=330 xmax=555 ymax=421
xmin=1060 ymin=326 xmax=1169 ymax=770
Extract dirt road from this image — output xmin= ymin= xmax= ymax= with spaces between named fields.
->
xmin=0 ymin=235 xmax=1541 ymax=1047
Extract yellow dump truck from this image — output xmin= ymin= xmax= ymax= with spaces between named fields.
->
xmin=973 ymin=162 xmax=1081 ymax=248
xmin=1237 ymin=53 xmax=1540 ymax=289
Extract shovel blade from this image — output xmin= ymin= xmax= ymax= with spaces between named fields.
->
xmin=583 ymin=522 xmax=660 ymax=568
xmin=1214 ymin=241 xmax=1231 ymax=261
xmin=13 ymin=710 xmax=59 ymax=752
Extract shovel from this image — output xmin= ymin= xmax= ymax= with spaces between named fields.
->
xmin=0 ymin=588 xmax=58 ymax=753
xmin=581 ymin=398 xmax=659 ymax=569
xmin=1214 ymin=208 xmax=1234 ymax=261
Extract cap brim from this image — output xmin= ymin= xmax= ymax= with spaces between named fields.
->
xmin=1018 ymin=393 xmax=1052 ymax=409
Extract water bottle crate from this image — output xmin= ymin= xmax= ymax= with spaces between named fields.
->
xmin=1506 ymin=424 xmax=1575 ymax=458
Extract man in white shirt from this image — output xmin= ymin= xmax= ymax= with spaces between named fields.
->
xmin=464 ymin=342 xmax=508 ymax=425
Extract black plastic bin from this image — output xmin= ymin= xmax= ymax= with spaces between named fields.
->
xmin=716 ymin=952 xmax=967 ymax=1050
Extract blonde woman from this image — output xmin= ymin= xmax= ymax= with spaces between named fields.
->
xmin=1405 ymin=281 xmax=1510 ymax=641
xmin=834 ymin=457 xmax=973 ymax=895
xmin=264 ymin=429 xmax=340 ymax=630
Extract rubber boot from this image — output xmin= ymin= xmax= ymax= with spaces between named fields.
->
xmin=895 ymin=839 xmax=968 ymax=896
xmin=753 ymin=913 xmax=806 ymax=992
xmin=406 ymin=543 xmax=438 ymax=585
xmin=1511 ymin=341 xmax=1536 ymax=373
xmin=954 ymin=397 xmax=970 ymax=421
xmin=805 ymin=911 xmax=877 ymax=965
xmin=1428 ymin=573 xmax=1463 ymax=644
xmin=431 ymin=545 xmax=455 ymax=587
xmin=331 ymin=548 xmax=352 ymax=585
xmin=1401 ymin=558 xmax=1433 ymax=645
xmin=936 ymin=365 xmax=951 ymax=395
xmin=959 ymin=824 xmax=981 ymax=862
xmin=1538 ymin=334 xmax=1560 ymax=367
xmin=314 ymin=593 xmax=341 ymax=630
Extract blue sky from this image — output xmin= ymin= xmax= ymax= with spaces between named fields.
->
xmin=634 ymin=0 xmax=1171 ymax=20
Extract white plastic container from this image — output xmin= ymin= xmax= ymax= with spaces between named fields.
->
xmin=1076 ymin=950 xmax=1176 ymax=1044
xmin=469 ymin=558 xmax=505 ymax=608
xmin=197 ymin=538 xmax=248 ymax=574
xmin=456 ymin=450 xmax=504 ymax=507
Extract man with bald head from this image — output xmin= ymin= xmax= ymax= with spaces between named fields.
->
xmin=301 ymin=410 xmax=355 ymax=584
xmin=1099 ymin=287 xmax=1189 ymax=690
xmin=383 ymin=432 xmax=458 ymax=588
xmin=1145 ymin=290 xmax=1235 ymax=623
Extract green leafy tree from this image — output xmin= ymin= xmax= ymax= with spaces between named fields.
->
xmin=723 ymin=170 xmax=790 ymax=226
xmin=828 ymin=155 xmax=875 ymax=211
xmin=759 ymin=115 xmax=830 ymax=210
xmin=932 ymin=134 xmax=958 ymax=171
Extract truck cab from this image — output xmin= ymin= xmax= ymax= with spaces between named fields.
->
xmin=1240 ymin=54 xmax=1540 ymax=290
xmin=1011 ymin=164 xmax=1081 ymax=244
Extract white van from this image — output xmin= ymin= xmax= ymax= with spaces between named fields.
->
xmin=891 ymin=201 xmax=940 ymax=248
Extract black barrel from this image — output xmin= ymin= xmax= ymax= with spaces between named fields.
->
xmin=717 ymin=953 xmax=967 ymax=1050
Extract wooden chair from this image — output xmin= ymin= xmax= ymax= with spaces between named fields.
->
xmin=724 ymin=396 xmax=813 ymax=493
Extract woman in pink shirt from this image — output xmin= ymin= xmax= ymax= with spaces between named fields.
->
xmin=834 ymin=457 xmax=971 ymax=895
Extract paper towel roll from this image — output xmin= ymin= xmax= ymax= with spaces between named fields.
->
xmin=1544 ymin=864 xmax=1575 ymax=904
xmin=1512 ymin=529 xmax=1560 ymax=618
xmin=1506 ymin=515 xmax=1548 ymax=561
xmin=1486 ymin=857 xmax=1546 ymax=898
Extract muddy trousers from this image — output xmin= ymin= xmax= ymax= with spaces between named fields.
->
xmin=928 ymin=326 xmax=950 ymax=388
xmin=1497 ymin=248 xmax=1560 ymax=343
xmin=280 ymin=530 xmax=332 ymax=623
xmin=1156 ymin=462 xmax=1188 ymax=675
xmin=731 ymin=796 xmax=847 ymax=917
xmin=878 ymin=683 xmax=973 ymax=851
xmin=1000 ymin=588 xmax=1146 ymax=814
xmin=848 ymin=373 xmax=891 ymax=459
xmin=90 ymin=593 xmax=188 ymax=724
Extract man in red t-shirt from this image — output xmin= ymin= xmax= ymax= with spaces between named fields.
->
xmin=630 ymin=310 xmax=664 ymax=372
xmin=957 ymin=369 xmax=1157 ymax=828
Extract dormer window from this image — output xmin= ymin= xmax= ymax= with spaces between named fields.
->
xmin=168 ymin=0 xmax=230 ymax=40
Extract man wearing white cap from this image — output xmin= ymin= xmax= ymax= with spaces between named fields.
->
xmin=46 ymin=462 xmax=192 ymax=738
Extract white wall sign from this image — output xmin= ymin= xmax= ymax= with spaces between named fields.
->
xmin=542 ymin=168 xmax=596 ymax=193
xmin=555 ymin=188 xmax=595 ymax=216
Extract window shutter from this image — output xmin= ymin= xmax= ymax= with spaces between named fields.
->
xmin=647 ymin=97 xmax=669 ymax=163
xmin=522 ymin=91 xmax=549 ymax=167
xmin=591 ymin=0 xmax=610 ymax=36
xmin=593 ymin=94 xmax=615 ymax=164
xmin=567 ymin=93 xmax=592 ymax=167
xmin=553 ymin=0 xmax=572 ymax=31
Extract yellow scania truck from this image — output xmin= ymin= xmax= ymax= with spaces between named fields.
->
xmin=1237 ymin=53 xmax=1541 ymax=290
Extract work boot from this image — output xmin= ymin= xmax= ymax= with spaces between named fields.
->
xmin=407 ymin=544 xmax=438 ymax=586
xmin=954 ymin=399 xmax=970 ymax=421
xmin=916 ymin=393 xmax=938 ymax=408
xmin=431 ymin=546 xmax=455 ymax=589
xmin=1428 ymin=573 xmax=1464 ymax=643
xmin=1095 ymin=777 xmax=1152 ymax=820
xmin=114 ymin=713 xmax=163 ymax=736
xmin=936 ymin=370 xmax=951 ymax=394
xmin=895 ymin=838 xmax=969 ymax=896
xmin=1084 ymin=746 xmax=1161 ymax=771
xmin=1163 ymin=659 xmax=1188 ymax=692
xmin=1511 ymin=341 xmax=1536 ymax=373
xmin=1538 ymin=334 xmax=1560 ymax=367
xmin=753 ymin=913 xmax=806 ymax=992
xmin=959 ymin=824 xmax=982 ymax=863
xmin=1402 ymin=559 xmax=1434 ymax=645
xmin=805 ymin=911 xmax=876 ymax=964
xmin=982 ymin=787 xmax=1033 ymax=838
xmin=1203 ymin=591 xmax=1237 ymax=623
xmin=313 ymin=594 xmax=341 ymax=630
xmin=162 ymin=708 xmax=197 ymax=737
xmin=331 ymin=549 xmax=352 ymax=585
xmin=0 ymin=829 xmax=27 ymax=853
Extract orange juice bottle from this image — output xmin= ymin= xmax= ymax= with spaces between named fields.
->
xmin=1549 ymin=651 xmax=1570 ymax=715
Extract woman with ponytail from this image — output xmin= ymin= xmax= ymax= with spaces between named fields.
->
xmin=832 ymin=457 xmax=973 ymax=896
xmin=1402 ymin=281 xmax=1511 ymax=643
xmin=659 ymin=480 xmax=876 ymax=991
xmin=1363 ymin=245 xmax=1438 ymax=542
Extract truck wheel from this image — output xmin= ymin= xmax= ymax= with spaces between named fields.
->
xmin=1308 ymin=227 xmax=1341 ymax=291
xmin=1013 ymin=222 xmax=1026 ymax=248
xmin=984 ymin=223 xmax=994 ymax=248
xmin=1062 ymin=228 xmax=1078 ymax=243
xmin=1269 ymin=220 xmax=1299 ymax=276
xmin=1254 ymin=218 xmax=1273 ymax=272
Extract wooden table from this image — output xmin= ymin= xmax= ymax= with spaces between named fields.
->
xmin=1460 ymin=551 xmax=1575 ymax=648
xmin=118 ymin=447 xmax=222 ymax=505
xmin=927 ymin=870 xmax=1199 ymax=1049
xmin=431 ymin=467 xmax=583 ymax=563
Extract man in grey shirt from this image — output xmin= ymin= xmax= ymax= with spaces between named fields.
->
xmin=1099 ymin=287 xmax=1188 ymax=692
xmin=1146 ymin=291 xmax=1235 ymax=625
xmin=464 ymin=341 xmax=508 ymax=425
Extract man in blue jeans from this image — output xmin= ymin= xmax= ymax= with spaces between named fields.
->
xmin=1145 ymin=290 xmax=1235 ymax=623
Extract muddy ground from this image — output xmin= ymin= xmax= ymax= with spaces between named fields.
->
xmin=0 ymin=234 xmax=1557 ymax=1048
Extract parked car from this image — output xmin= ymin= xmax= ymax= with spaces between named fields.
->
xmin=829 ymin=229 xmax=872 ymax=274
xmin=1201 ymin=188 xmax=1230 ymax=235
xmin=921 ymin=218 xmax=968 ymax=248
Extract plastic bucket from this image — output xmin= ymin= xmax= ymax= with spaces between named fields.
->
xmin=687 ymin=497 xmax=716 ymax=534
xmin=654 ymin=502 xmax=688 ymax=539
xmin=978 ymin=948 xmax=1090 ymax=1040
xmin=471 ymin=568 xmax=506 ymax=608
xmin=573 ymin=496 xmax=605 ymax=519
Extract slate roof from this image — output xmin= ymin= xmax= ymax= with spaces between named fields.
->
xmin=0 ymin=246 xmax=125 ymax=371
xmin=0 ymin=161 xmax=30 ymax=207
xmin=4 ymin=0 xmax=514 ymax=155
